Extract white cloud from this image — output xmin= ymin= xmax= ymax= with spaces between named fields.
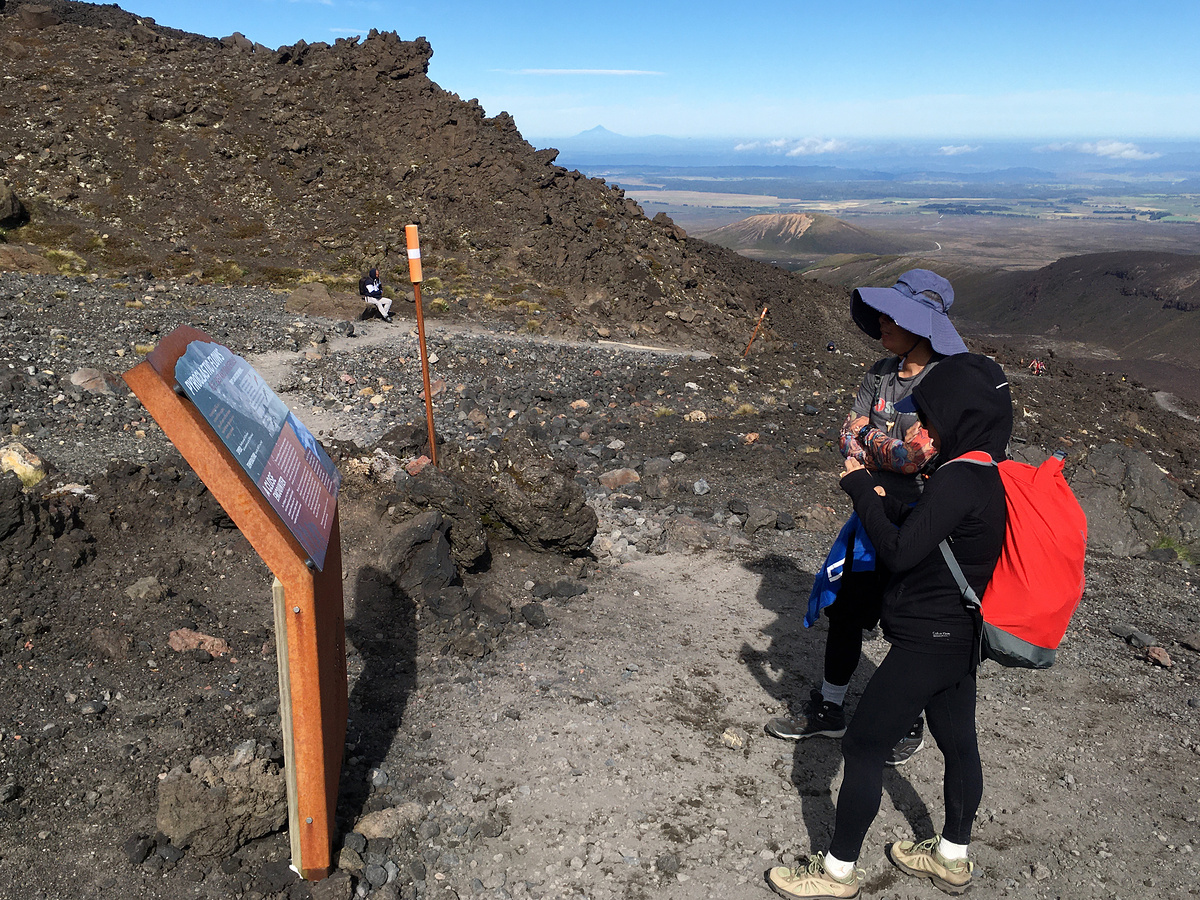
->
xmin=1040 ymin=140 xmax=1161 ymax=160
xmin=733 ymin=137 xmax=849 ymax=155
xmin=938 ymin=144 xmax=979 ymax=156
xmin=733 ymin=138 xmax=792 ymax=151
xmin=785 ymin=138 xmax=850 ymax=156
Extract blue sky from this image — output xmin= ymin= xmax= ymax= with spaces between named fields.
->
xmin=120 ymin=0 xmax=1200 ymax=152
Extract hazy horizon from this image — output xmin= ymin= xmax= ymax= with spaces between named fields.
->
xmin=525 ymin=128 xmax=1200 ymax=179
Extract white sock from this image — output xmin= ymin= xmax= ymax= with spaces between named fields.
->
xmin=820 ymin=681 xmax=848 ymax=706
xmin=937 ymin=837 xmax=969 ymax=860
xmin=823 ymin=852 xmax=855 ymax=879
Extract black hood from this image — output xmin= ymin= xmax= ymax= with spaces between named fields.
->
xmin=910 ymin=353 xmax=1012 ymax=460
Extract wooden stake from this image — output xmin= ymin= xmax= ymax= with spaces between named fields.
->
xmin=273 ymin=578 xmax=301 ymax=868
xmin=743 ymin=306 xmax=768 ymax=358
xmin=406 ymin=224 xmax=438 ymax=466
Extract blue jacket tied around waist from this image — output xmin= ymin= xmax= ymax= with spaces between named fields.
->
xmin=805 ymin=513 xmax=876 ymax=627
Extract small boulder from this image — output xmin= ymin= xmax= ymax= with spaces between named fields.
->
xmin=378 ymin=509 xmax=460 ymax=598
xmin=168 ymin=628 xmax=231 ymax=657
xmin=599 ymin=468 xmax=640 ymax=490
xmin=156 ymin=752 xmax=287 ymax=857
xmin=1 ymin=442 xmax=45 ymax=488
xmin=0 ymin=180 xmax=29 ymax=227
xmin=69 ymin=368 xmax=129 ymax=396
xmin=444 ymin=441 xmax=597 ymax=553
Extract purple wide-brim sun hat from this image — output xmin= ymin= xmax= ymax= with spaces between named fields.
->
xmin=851 ymin=268 xmax=969 ymax=356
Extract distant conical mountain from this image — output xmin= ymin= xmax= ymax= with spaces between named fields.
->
xmin=699 ymin=212 xmax=916 ymax=263
xmin=573 ymin=125 xmax=624 ymax=139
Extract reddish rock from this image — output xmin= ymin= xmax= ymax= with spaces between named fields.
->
xmin=598 ymin=468 xmax=640 ymax=490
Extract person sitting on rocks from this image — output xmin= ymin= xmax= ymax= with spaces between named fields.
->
xmin=359 ymin=267 xmax=392 ymax=321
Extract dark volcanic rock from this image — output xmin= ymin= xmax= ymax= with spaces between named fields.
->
xmin=0 ymin=470 xmax=24 ymax=540
xmin=0 ymin=0 xmax=842 ymax=357
xmin=378 ymin=509 xmax=461 ymax=597
xmin=444 ymin=439 xmax=598 ymax=553
xmin=380 ymin=463 xmax=489 ymax=569
xmin=0 ymin=180 xmax=28 ymax=227
xmin=1075 ymin=442 xmax=1200 ymax=557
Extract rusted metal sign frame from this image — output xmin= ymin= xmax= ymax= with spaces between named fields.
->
xmin=124 ymin=325 xmax=346 ymax=880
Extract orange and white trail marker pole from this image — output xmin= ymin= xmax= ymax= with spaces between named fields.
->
xmin=743 ymin=305 xmax=768 ymax=358
xmin=406 ymin=224 xmax=438 ymax=466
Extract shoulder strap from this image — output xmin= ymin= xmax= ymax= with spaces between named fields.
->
xmin=938 ymin=450 xmax=996 ymax=608
xmin=939 ymin=540 xmax=981 ymax=609
xmin=867 ymin=356 xmax=904 ymax=410
xmin=867 ymin=357 xmax=890 ymax=400
xmin=940 ymin=451 xmax=997 ymax=469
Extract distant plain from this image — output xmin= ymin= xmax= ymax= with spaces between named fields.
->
xmin=607 ymin=183 xmax=1200 ymax=271
xmin=586 ymin=168 xmax=1200 ymax=402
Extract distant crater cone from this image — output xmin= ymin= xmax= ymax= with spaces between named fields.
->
xmin=702 ymin=212 xmax=911 ymax=260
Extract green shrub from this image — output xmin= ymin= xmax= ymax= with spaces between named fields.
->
xmin=1153 ymin=537 xmax=1194 ymax=564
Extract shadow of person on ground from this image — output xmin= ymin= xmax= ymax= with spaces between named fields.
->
xmin=740 ymin=553 xmax=934 ymax=852
xmin=339 ymin=564 xmax=417 ymax=827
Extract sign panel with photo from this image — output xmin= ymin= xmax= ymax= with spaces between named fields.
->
xmin=175 ymin=340 xmax=342 ymax=570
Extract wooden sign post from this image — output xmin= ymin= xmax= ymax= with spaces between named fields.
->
xmin=124 ymin=325 xmax=347 ymax=880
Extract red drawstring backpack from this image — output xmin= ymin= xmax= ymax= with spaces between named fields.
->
xmin=939 ymin=450 xmax=1087 ymax=668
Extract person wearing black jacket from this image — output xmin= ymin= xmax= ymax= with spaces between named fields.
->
xmin=359 ymin=267 xmax=392 ymax=321
xmin=768 ymin=353 xmax=1012 ymax=899
xmin=767 ymin=269 xmax=969 ymax=767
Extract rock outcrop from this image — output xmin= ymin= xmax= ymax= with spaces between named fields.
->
xmin=0 ymin=0 xmax=839 ymax=356
xmin=1075 ymin=442 xmax=1200 ymax=557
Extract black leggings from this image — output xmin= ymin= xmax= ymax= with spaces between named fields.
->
xmin=828 ymin=645 xmax=982 ymax=862
xmin=823 ymin=568 xmax=888 ymax=686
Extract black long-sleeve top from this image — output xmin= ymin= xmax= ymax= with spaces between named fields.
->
xmin=840 ymin=460 xmax=1005 ymax=653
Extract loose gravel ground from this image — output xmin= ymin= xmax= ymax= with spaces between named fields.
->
xmin=1 ymin=272 xmax=1199 ymax=900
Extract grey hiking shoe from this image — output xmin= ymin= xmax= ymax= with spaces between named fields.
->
xmin=887 ymin=718 xmax=926 ymax=766
xmin=888 ymin=835 xmax=973 ymax=894
xmin=766 ymin=689 xmax=846 ymax=740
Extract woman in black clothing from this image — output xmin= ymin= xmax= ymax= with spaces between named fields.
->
xmin=768 ymin=353 xmax=1013 ymax=899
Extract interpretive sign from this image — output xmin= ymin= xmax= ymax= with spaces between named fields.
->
xmin=125 ymin=325 xmax=348 ymax=881
xmin=174 ymin=341 xmax=341 ymax=571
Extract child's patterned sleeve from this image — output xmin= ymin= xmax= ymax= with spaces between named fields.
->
xmin=859 ymin=420 xmax=936 ymax=474
xmin=839 ymin=413 xmax=869 ymax=464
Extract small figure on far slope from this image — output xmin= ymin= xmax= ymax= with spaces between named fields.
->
xmin=1028 ymin=358 xmax=1046 ymax=376
xmin=359 ymin=267 xmax=392 ymax=322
